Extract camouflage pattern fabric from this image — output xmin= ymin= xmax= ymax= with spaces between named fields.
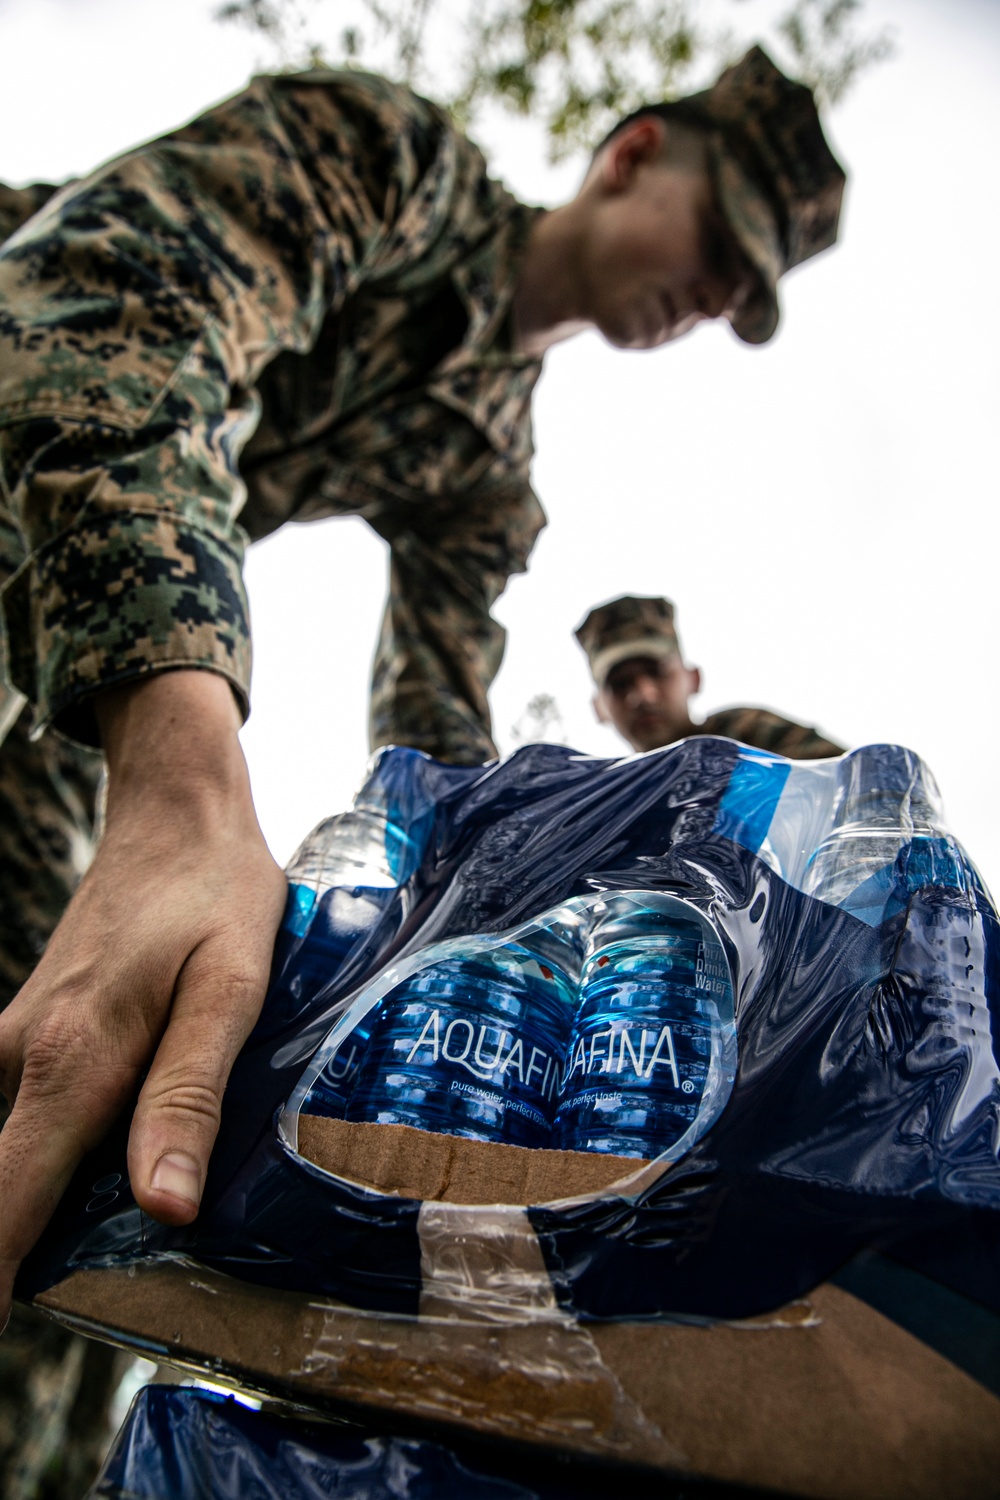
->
xmin=0 ymin=707 xmax=119 ymax=1500
xmin=0 ymin=411 xmax=100 ymax=1005
xmin=0 ymin=1302 xmax=124 ymax=1500
xmin=367 ymin=477 xmax=542 ymax=759
xmin=575 ymin=594 xmax=681 ymax=687
xmin=689 ymin=44 xmax=847 ymax=345
xmin=0 ymin=184 xmax=61 ymax=246
xmin=699 ymin=705 xmax=844 ymax=760
xmin=0 ymin=171 xmax=122 ymax=1500
xmin=0 ymin=68 xmax=544 ymax=761
xmin=0 ymin=683 xmax=112 ymax=1500
xmin=0 ymin=705 xmax=101 ymax=1008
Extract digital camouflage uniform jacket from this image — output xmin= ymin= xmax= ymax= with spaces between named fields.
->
xmin=0 ymin=70 xmax=545 ymax=763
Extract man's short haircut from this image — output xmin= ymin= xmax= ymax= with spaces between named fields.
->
xmin=591 ymin=100 xmax=706 ymax=161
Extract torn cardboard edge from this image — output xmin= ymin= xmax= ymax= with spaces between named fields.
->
xmin=294 ymin=1114 xmax=664 ymax=1205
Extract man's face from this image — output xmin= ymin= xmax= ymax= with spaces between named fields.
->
xmin=596 ymin=653 xmax=701 ymax=752
xmin=583 ymin=121 xmax=757 ymax=350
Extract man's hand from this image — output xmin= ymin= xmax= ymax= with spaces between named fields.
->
xmin=0 ymin=671 xmax=287 ymax=1327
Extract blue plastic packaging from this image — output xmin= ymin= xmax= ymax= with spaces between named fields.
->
xmin=18 ymin=737 xmax=1000 ymax=1331
xmin=91 ymin=1385 xmax=593 ymax=1500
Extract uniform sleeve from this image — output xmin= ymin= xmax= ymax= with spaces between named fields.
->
xmin=0 ymin=77 xmax=391 ymax=743
xmin=701 ymin=707 xmax=845 ymax=760
xmin=368 ymin=476 xmax=546 ymax=765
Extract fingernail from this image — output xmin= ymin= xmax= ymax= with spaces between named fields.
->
xmin=151 ymin=1152 xmax=200 ymax=1206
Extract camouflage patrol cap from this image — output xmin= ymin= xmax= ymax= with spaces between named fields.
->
xmin=612 ymin=46 xmax=847 ymax=344
xmin=575 ymin=595 xmax=682 ymax=689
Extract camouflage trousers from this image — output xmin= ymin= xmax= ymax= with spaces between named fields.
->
xmin=0 ymin=695 xmax=102 ymax=1008
xmin=0 ymin=697 xmax=123 ymax=1500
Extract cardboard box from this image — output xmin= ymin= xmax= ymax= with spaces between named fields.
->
xmin=35 ymin=1259 xmax=1000 ymax=1500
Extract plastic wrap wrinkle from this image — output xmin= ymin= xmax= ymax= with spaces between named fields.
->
xmin=417 ymin=1202 xmax=561 ymax=1320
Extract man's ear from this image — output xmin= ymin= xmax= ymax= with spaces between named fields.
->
xmin=689 ymin=665 xmax=702 ymax=698
xmin=602 ymin=116 xmax=667 ymax=191
xmin=593 ymin=690 xmax=611 ymax=725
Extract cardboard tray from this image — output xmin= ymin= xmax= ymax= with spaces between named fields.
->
xmin=33 ymin=1252 xmax=1000 ymax=1500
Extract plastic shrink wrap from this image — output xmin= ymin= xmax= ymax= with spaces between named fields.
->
xmin=95 ymin=1380 xmax=704 ymax=1500
xmin=90 ymin=1384 xmax=666 ymax=1500
xmin=19 ymin=739 xmax=1000 ymax=1499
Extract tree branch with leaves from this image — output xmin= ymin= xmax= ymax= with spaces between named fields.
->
xmin=216 ymin=0 xmax=892 ymax=159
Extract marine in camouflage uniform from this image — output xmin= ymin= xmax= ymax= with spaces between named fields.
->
xmin=576 ymin=594 xmax=845 ymax=759
xmin=0 ymin=70 xmax=548 ymax=1002
xmin=0 ymin=54 xmax=844 ymax=1494
xmin=0 ymin=51 xmax=846 ymax=954
xmin=0 ymin=71 xmax=545 ymax=760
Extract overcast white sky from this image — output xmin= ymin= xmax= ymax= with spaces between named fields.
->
xmin=1 ymin=0 xmax=998 ymax=887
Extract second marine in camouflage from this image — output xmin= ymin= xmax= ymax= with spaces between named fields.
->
xmin=576 ymin=595 xmax=844 ymax=759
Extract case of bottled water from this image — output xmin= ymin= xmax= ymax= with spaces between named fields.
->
xmin=20 ymin=737 xmax=1000 ymax=1331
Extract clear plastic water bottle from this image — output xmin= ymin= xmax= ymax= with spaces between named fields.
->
xmin=343 ymin=913 xmax=583 ymax=1147
xmin=802 ymin=745 xmax=940 ymax=911
xmin=271 ymin=761 xmax=433 ymax=1022
xmin=555 ymin=894 xmax=737 ymax=1161
xmin=285 ymin=801 xmax=423 ymax=908
xmin=891 ymin=887 xmax=999 ymax=1146
xmin=283 ymin=747 xmax=434 ymax=937
xmin=301 ymin=1005 xmax=379 ymax=1118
